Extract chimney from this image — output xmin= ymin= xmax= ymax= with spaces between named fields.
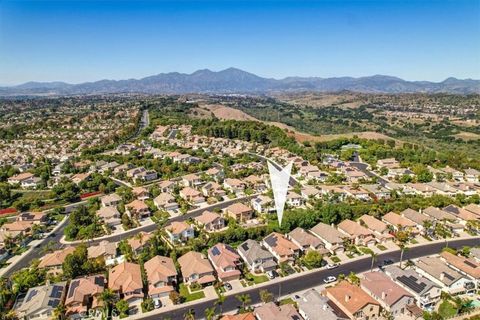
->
xmin=440 ymin=273 xmax=445 ymax=281
xmin=345 ymin=295 xmax=351 ymax=302
xmin=381 ymin=292 xmax=387 ymax=300
xmin=322 ymin=304 xmax=327 ymax=311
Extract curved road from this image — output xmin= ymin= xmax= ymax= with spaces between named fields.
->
xmin=135 ymin=236 xmax=480 ymax=320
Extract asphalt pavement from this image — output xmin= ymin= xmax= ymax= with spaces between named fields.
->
xmin=135 ymin=236 xmax=480 ymax=320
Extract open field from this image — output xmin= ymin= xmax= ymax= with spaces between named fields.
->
xmin=197 ymin=103 xmax=399 ymax=144
xmin=454 ymin=131 xmax=480 ymax=141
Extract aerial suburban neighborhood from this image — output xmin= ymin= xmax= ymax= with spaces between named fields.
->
xmin=0 ymin=95 xmax=479 ymax=320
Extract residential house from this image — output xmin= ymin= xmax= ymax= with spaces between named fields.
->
xmin=132 ymin=187 xmax=150 ymax=200
xmin=220 ymin=314 xmax=255 ymax=320
xmin=100 ymin=193 xmax=122 ymax=207
xmin=440 ymin=251 xmax=480 ymax=288
xmin=125 ymin=200 xmax=150 ymax=219
xmin=208 ymin=243 xmax=242 ymax=282
xmin=465 ymin=168 xmax=480 ymax=183
xmin=96 ymin=206 xmax=122 ymax=227
xmin=287 ymin=227 xmax=327 ymax=253
xmin=205 ymin=167 xmax=224 ymax=182
xmin=8 ymin=172 xmax=41 ymax=188
xmin=382 ymin=212 xmax=418 ymax=234
xmin=251 ymin=195 xmax=274 ymax=214
xmin=202 ymin=182 xmax=226 ymax=198
xmin=358 ymin=214 xmax=394 ymax=243
xmin=401 ymin=208 xmax=433 ymax=231
xmin=263 ymin=232 xmax=301 ymax=264
xmin=223 ymin=178 xmax=246 ymax=196
xmin=109 ymin=262 xmax=144 ymax=308
xmin=71 ymin=173 xmax=91 ymax=185
xmin=179 ymin=187 xmax=205 ymax=205
xmin=237 ymin=239 xmax=277 ymax=273
xmin=254 ymin=302 xmax=301 ymax=320
xmin=301 ymin=186 xmax=321 ymax=200
xmin=16 ymin=212 xmax=47 ymax=225
xmin=377 ymin=158 xmax=400 ymax=169
xmin=158 ymin=180 xmax=176 ymax=193
xmin=465 ymin=204 xmax=480 ymax=217
xmin=127 ymin=232 xmax=153 ymax=254
xmin=164 ymin=221 xmax=194 ymax=244
xmin=224 ymin=203 xmax=253 ymax=222
xmin=310 ymin=222 xmax=345 ymax=254
xmin=15 ymin=282 xmax=67 ymax=320
xmin=177 ymin=251 xmax=216 ymax=286
xmin=182 ymin=173 xmax=203 ymax=187
xmin=87 ymin=240 xmax=117 ymax=260
xmin=194 ymin=211 xmax=225 ymax=232
xmin=385 ymin=265 xmax=441 ymax=309
xmin=360 ymin=184 xmax=391 ymax=200
xmin=360 ymin=271 xmax=415 ymax=317
xmin=337 ymin=219 xmax=376 ymax=246
xmin=415 ymin=256 xmax=475 ymax=294
xmin=442 ymin=205 xmax=479 ymax=224
xmin=65 ymin=275 xmax=105 ymax=319
xmin=297 ymin=289 xmax=349 ymax=320
xmin=153 ymin=193 xmax=179 ymax=213
xmin=38 ymin=247 xmax=76 ymax=275
xmin=422 ymin=206 xmax=457 ymax=222
xmin=323 ymin=281 xmax=381 ymax=320
xmin=286 ymin=191 xmax=305 ymax=207
xmin=144 ymin=256 xmax=178 ymax=299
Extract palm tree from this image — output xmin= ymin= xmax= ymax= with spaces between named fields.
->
xmin=184 ymin=308 xmax=195 ymax=320
xmin=369 ymin=252 xmax=378 ymax=272
xmin=236 ymin=293 xmax=251 ymax=312
xmin=259 ymin=289 xmax=274 ymax=304
xmin=204 ymin=307 xmax=216 ymax=320
xmin=53 ymin=303 xmax=66 ymax=320
xmin=215 ymin=293 xmax=226 ymax=315
xmin=99 ymin=288 xmax=117 ymax=318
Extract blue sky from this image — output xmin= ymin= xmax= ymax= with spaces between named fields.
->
xmin=0 ymin=0 xmax=479 ymax=85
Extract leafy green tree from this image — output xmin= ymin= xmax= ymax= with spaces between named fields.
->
xmin=115 ymin=300 xmax=130 ymax=319
xmin=259 ymin=289 xmax=274 ymax=304
xmin=302 ymin=250 xmax=323 ymax=269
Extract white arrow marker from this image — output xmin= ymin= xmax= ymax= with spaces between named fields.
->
xmin=267 ymin=161 xmax=292 ymax=227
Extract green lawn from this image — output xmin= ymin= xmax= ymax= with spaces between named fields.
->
xmin=438 ymin=300 xmax=458 ymax=319
xmin=279 ymin=298 xmax=296 ymax=306
xmin=330 ymin=256 xmax=341 ymax=263
xmin=376 ymin=244 xmax=388 ymax=251
xmin=245 ymin=273 xmax=269 ymax=285
xmin=179 ymin=283 xmax=205 ymax=302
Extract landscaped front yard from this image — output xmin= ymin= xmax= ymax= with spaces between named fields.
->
xmin=244 ymin=272 xmax=269 ymax=285
xmin=179 ymin=283 xmax=205 ymax=302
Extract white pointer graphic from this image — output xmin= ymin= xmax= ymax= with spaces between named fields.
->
xmin=267 ymin=161 xmax=292 ymax=226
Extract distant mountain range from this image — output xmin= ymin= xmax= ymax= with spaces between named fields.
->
xmin=1 ymin=68 xmax=479 ymax=96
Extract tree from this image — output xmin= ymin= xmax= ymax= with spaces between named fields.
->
xmin=302 ymin=250 xmax=323 ymax=269
xmin=236 ymin=293 xmax=251 ymax=312
xmin=115 ymin=300 xmax=130 ymax=319
xmin=204 ymin=307 xmax=216 ymax=320
xmin=347 ymin=272 xmax=360 ymax=286
xmin=141 ymin=297 xmax=154 ymax=313
xmin=259 ymin=289 xmax=274 ymax=304
xmin=53 ymin=303 xmax=66 ymax=320
xmin=169 ymin=291 xmax=181 ymax=305
xmin=99 ymin=288 xmax=117 ymax=318
xmin=183 ymin=308 xmax=195 ymax=320
xmin=394 ymin=230 xmax=410 ymax=268
xmin=367 ymin=251 xmax=377 ymax=272
xmin=215 ymin=293 xmax=226 ymax=315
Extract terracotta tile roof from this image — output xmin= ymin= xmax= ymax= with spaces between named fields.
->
xmin=440 ymin=251 xmax=480 ymax=279
xmin=178 ymin=251 xmax=214 ymax=279
xmin=195 ymin=211 xmax=221 ymax=225
xmin=358 ymin=215 xmax=388 ymax=233
xmin=108 ymin=261 xmax=143 ymax=294
xmin=382 ymin=212 xmax=416 ymax=228
xmin=226 ymin=203 xmax=252 ymax=216
xmin=338 ymin=219 xmax=372 ymax=237
xmin=39 ymin=247 xmax=76 ymax=268
xmin=165 ymin=221 xmax=191 ymax=234
xmin=325 ymin=281 xmax=379 ymax=315
xmin=361 ymin=271 xmax=413 ymax=307
xmin=144 ymin=255 xmax=177 ymax=288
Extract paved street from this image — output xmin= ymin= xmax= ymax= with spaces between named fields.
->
xmin=131 ymin=237 xmax=480 ymax=320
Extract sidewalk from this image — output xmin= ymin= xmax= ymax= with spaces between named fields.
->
xmin=131 ymin=234 xmax=480 ymax=319
xmin=0 ymin=215 xmax=69 ymax=277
